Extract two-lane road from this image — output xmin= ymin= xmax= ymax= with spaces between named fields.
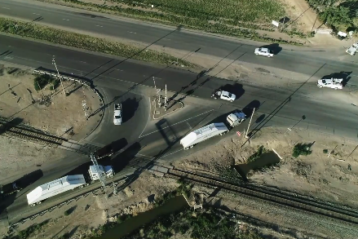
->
xmin=1 ymin=0 xmax=358 ymax=76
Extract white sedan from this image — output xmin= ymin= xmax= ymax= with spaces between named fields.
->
xmin=254 ymin=48 xmax=273 ymax=57
xmin=317 ymin=78 xmax=343 ymax=90
xmin=211 ymin=90 xmax=236 ymax=102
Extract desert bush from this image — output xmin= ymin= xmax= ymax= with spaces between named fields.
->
xmin=292 ymin=143 xmax=312 ymax=158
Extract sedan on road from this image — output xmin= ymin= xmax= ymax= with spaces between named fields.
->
xmin=254 ymin=47 xmax=274 ymax=57
xmin=211 ymin=90 xmax=236 ymax=102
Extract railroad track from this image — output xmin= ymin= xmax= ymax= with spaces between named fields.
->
xmin=166 ymin=167 xmax=358 ymax=225
xmin=0 ymin=121 xmax=66 ymax=146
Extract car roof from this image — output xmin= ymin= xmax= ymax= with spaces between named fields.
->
xmin=221 ymin=91 xmax=230 ymax=96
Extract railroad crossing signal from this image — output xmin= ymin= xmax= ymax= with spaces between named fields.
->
xmin=236 ymin=131 xmax=241 ymax=137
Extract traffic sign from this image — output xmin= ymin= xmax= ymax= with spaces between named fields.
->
xmin=236 ymin=131 xmax=241 ymax=137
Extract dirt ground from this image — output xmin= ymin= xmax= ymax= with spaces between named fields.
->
xmin=6 ymin=172 xmax=179 ymax=239
xmin=6 ymin=126 xmax=358 ymax=239
xmin=175 ymin=127 xmax=358 ymax=208
xmin=0 ymin=64 xmax=102 ymax=183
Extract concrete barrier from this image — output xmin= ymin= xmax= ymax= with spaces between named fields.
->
xmin=49 ymin=206 xmax=57 ymax=212
xmin=31 ymin=214 xmax=39 ymax=220
xmin=58 ymin=202 xmax=66 ymax=208
xmin=67 ymin=199 xmax=75 ymax=204
xmin=39 ymin=210 xmax=48 ymax=216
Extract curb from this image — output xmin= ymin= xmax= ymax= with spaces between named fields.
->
xmin=152 ymin=101 xmax=184 ymax=120
xmin=32 ymin=70 xmax=105 ymax=141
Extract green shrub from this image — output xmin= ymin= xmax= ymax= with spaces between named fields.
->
xmin=34 ymin=75 xmax=52 ymax=91
xmin=292 ymin=143 xmax=312 ymax=158
xmin=247 ymin=145 xmax=267 ymax=163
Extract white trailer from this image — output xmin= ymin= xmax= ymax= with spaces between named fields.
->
xmin=26 ymin=175 xmax=87 ymax=206
xmin=226 ymin=111 xmax=246 ymax=128
xmin=88 ymin=165 xmax=115 ymax=181
xmin=180 ymin=123 xmax=229 ymax=150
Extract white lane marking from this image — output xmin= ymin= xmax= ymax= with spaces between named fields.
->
xmin=4 ymin=56 xmax=13 ymax=60
xmin=186 ymin=121 xmax=192 ymax=130
xmin=160 ymin=148 xmax=183 ymax=158
xmin=136 ymin=153 xmax=153 ymax=159
xmin=62 ymin=19 xmax=70 ymax=21
xmin=79 ymin=61 xmax=87 ymax=64
xmin=138 ymin=97 xmax=152 ymax=138
xmin=96 ymin=25 xmax=103 ymax=28
xmin=128 ymin=31 xmax=137 ymax=34
xmin=2 ymin=7 xmax=10 ymax=10
xmin=139 ymin=109 xmax=215 ymax=138
xmin=32 ymin=13 xmax=40 ymax=15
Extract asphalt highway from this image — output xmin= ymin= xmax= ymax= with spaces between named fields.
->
xmin=0 ymin=34 xmax=357 ymax=142
xmin=1 ymin=0 xmax=358 ymax=75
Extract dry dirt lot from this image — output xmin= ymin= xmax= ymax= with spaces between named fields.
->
xmin=6 ymin=127 xmax=358 ymax=239
xmin=175 ymin=127 xmax=358 ymax=208
xmin=0 ymin=64 xmax=102 ymax=182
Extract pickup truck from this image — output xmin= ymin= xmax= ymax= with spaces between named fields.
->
xmin=317 ymin=78 xmax=343 ymax=90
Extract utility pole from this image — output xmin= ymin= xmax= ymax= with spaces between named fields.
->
xmin=164 ymin=84 xmax=168 ymax=111
xmin=113 ymin=182 xmax=117 ymax=196
xmin=90 ymin=154 xmax=107 ymax=199
xmin=52 ymin=55 xmax=67 ymax=96
xmin=245 ymin=108 xmax=255 ymax=139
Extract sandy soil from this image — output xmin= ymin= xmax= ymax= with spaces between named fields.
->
xmin=0 ymin=64 xmax=102 ymax=182
xmin=174 ymin=127 xmax=358 ymax=208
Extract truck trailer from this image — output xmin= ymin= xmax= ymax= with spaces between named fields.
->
xmin=180 ymin=123 xmax=229 ymax=150
xmin=26 ymin=164 xmax=114 ymax=206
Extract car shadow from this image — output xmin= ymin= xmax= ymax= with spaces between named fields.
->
xmin=122 ymin=97 xmax=141 ymax=123
xmin=261 ymin=43 xmax=282 ymax=55
xmin=219 ymin=83 xmax=245 ymax=100
xmin=243 ymin=100 xmax=261 ymax=116
xmin=322 ymin=71 xmax=352 ymax=86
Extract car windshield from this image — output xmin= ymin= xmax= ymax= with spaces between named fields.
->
xmin=322 ymin=80 xmax=326 ymax=83
xmin=115 ymin=115 xmax=121 ymax=119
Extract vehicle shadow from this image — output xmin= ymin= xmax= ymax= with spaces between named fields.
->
xmin=0 ymin=117 xmax=23 ymax=136
xmin=242 ymin=100 xmax=261 ymax=116
xmin=121 ymin=97 xmax=141 ymax=123
xmin=109 ymin=142 xmax=142 ymax=173
xmin=0 ymin=169 xmax=43 ymax=217
xmin=261 ymin=43 xmax=282 ymax=55
xmin=322 ymin=71 xmax=352 ymax=86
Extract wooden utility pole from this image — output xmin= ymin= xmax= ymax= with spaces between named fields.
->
xmin=52 ymin=55 xmax=67 ymax=96
xmin=245 ymin=108 xmax=256 ymax=139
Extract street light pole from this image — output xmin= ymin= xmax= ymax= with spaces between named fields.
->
xmin=245 ymin=108 xmax=255 ymax=139
xmin=52 ymin=55 xmax=67 ymax=96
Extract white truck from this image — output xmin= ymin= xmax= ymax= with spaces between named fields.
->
xmin=27 ymin=164 xmax=114 ymax=206
xmin=113 ymin=103 xmax=122 ymax=125
xmin=346 ymin=42 xmax=358 ymax=56
xmin=88 ymin=164 xmax=114 ymax=181
xmin=317 ymin=78 xmax=343 ymax=90
xmin=180 ymin=123 xmax=229 ymax=150
xmin=226 ymin=111 xmax=247 ymax=128
xmin=211 ymin=90 xmax=236 ymax=102
xmin=254 ymin=47 xmax=273 ymax=57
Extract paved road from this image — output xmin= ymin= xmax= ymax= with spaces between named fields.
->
xmin=1 ymin=0 xmax=358 ymax=75
xmin=0 ymin=34 xmax=357 ymax=141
